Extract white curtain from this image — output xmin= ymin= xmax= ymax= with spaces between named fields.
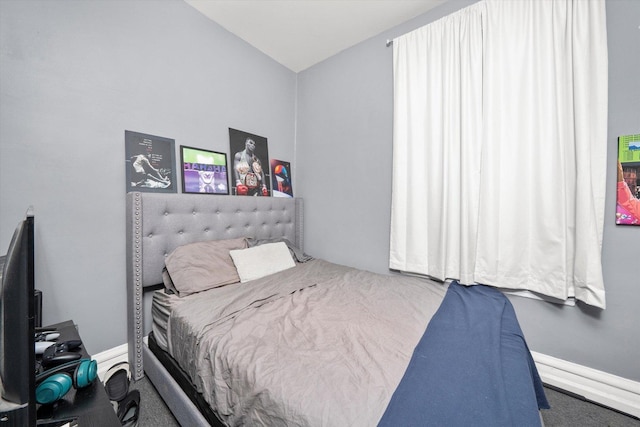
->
xmin=389 ymin=0 xmax=608 ymax=308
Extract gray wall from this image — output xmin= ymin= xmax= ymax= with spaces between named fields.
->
xmin=0 ymin=0 xmax=296 ymax=354
xmin=296 ymin=0 xmax=640 ymax=383
xmin=1 ymin=0 xmax=638 ymax=384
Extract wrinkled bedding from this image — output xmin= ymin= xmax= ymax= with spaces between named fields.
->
xmin=153 ymin=259 xmax=448 ymax=426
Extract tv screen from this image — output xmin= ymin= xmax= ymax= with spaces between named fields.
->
xmin=0 ymin=209 xmax=36 ymax=426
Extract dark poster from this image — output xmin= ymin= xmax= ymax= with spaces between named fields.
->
xmin=229 ymin=128 xmax=271 ymax=196
xmin=270 ymin=159 xmax=293 ymax=198
xmin=125 ymin=130 xmax=176 ymax=193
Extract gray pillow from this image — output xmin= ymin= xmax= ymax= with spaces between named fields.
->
xmin=163 ymin=237 xmax=247 ymax=297
xmin=245 ymin=237 xmax=313 ymax=262
xmin=162 ymin=267 xmax=178 ymax=295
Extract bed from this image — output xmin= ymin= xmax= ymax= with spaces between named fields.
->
xmin=126 ymin=191 xmax=549 ymax=426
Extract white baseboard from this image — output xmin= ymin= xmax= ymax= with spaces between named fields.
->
xmin=92 ymin=344 xmax=639 ymax=419
xmin=92 ymin=343 xmax=128 ymax=381
xmin=531 ymin=351 xmax=640 ymax=418
xmin=92 ymin=337 xmax=149 ymax=381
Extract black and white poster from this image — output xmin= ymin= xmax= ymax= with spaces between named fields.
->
xmin=125 ymin=130 xmax=177 ymax=193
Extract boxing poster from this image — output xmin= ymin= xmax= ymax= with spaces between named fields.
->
xmin=616 ymin=134 xmax=640 ymax=225
xmin=125 ymin=130 xmax=177 ymax=193
xmin=180 ymin=146 xmax=229 ymax=195
xmin=229 ymin=128 xmax=271 ymax=196
xmin=270 ymin=159 xmax=293 ymax=198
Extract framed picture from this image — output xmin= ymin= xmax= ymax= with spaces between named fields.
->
xmin=180 ymin=145 xmax=229 ymax=194
xmin=270 ymin=159 xmax=293 ymax=198
xmin=125 ymin=130 xmax=176 ymax=193
xmin=616 ymin=134 xmax=640 ymax=225
xmin=229 ymin=128 xmax=271 ymax=196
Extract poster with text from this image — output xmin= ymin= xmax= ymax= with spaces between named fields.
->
xmin=229 ymin=128 xmax=271 ymax=196
xmin=616 ymin=134 xmax=640 ymax=225
xmin=270 ymin=159 xmax=293 ymax=198
xmin=125 ymin=130 xmax=176 ymax=193
xmin=181 ymin=146 xmax=229 ymax=194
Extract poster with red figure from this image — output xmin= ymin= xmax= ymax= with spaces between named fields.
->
xmin=270 ymin=159 xmax=293 ymax=198
xmin=229 ymin=128 xmax=271 ymax=196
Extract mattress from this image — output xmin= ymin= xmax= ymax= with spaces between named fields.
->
xmin=152 ymin=258 xmax=448 ymax=426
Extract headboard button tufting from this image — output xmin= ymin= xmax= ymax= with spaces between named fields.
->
xmin=126 ymin=192 xmax=302 ymax=381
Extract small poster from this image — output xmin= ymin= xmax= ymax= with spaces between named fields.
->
xmin=181 ymin=146 xmax=229 ymax=194
xmin=270 ymin=159 xmax=293 ymax=198
xmin=125 ymin=130 xmax=176 ymax=193
xmin=229 ymin=128 xmax=271 ymax=196
xmin=616 ymin=134 xmax=640 ymax=225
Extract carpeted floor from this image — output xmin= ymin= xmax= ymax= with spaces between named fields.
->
xmin=130 ymin=377 xmax=640 ymax=426
xmin=540 ymin=387 xmax=639 ymax=427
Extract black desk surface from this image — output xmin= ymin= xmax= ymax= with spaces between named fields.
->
xmin=36 ymin=320 xmax=120 ymax=426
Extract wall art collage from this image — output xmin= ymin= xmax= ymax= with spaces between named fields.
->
xmin=124 ymin=129 xmax=293 ymax=198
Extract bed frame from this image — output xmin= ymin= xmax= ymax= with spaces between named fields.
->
xmin=125 ymin=191 xmax=304 ymax=425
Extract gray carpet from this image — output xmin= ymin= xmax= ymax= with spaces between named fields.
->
xmin=130 ymin=377 xmax=640 ymax=426
xmin=129 ymin=376 xmax=179 ymax=426
xmin=540 ymin=387 xmax=639 ymax=427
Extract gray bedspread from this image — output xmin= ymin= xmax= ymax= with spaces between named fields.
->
xmin=155 ymin=259 xmax=448 ymax=426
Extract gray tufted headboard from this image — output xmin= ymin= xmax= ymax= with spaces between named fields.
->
xmin=126 ymin=191 xmax=303 ymax=380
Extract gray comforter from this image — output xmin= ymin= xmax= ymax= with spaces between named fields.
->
xmin=155 ymin=259 xmax=448 ymax=426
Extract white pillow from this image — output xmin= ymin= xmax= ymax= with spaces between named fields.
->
xmin=229 ymin=242 xmax=296 ymax=283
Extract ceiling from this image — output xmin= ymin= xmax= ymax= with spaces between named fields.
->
xmin=183 ymin=0 xmax=446 ymax=73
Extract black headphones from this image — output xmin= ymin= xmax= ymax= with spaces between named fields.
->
xmin=35 ymin=358 xmax=98 ymax=405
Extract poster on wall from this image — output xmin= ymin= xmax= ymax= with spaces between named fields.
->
xmin=125 ymin=130 xmax=176 ymax=193
xmin=181 ymin=146 xmax=229 ymax=194
xmin=229 ymin=128 xmax=271 ymax=196
xmin=270 ymin=159 xmax=293 ymax=198
xmin=616 ymin=133 xmax=640 ymax=225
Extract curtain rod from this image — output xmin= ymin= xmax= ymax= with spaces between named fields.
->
xmin=386 ymin=39 xmax=393 ymax=47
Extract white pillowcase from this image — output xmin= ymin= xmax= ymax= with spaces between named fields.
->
xmin=229 ymin=242 xmax=296 ymax=283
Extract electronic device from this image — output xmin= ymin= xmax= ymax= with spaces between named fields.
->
xmin=34 ymin=331 xmax=61 ymax=355
xmin=35 ymin=342 xmax=55 ymax=355
xmin=35 ymin=359 xmax=97 ymax=405
xmin=35 ymin=332 xmax=60 ymax=342
xmin=0 ymin=209 xmax=36 ymax=426
xmin=41 ymin=341 xmax=83 ymax=368
xmin=34 ymin=290 xmax=42 ymax=328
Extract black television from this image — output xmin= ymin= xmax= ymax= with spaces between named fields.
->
xmin=0 ymin=209 xmax=36 ymax=426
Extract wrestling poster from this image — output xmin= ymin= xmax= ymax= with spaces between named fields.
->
xmin=229 ymin=128 xmax=271 ymax=196
xmin=616 ymin=134 xmax=640 ymax=225
xmin=125 ymin=130 xmax=176 ymax=193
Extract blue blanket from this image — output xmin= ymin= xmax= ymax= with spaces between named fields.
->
xmin=378 ymin=282 xmax=549 ymax=427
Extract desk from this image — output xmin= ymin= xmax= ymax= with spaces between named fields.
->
xmin=36 ymin=320 xmax=120 ymax=426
